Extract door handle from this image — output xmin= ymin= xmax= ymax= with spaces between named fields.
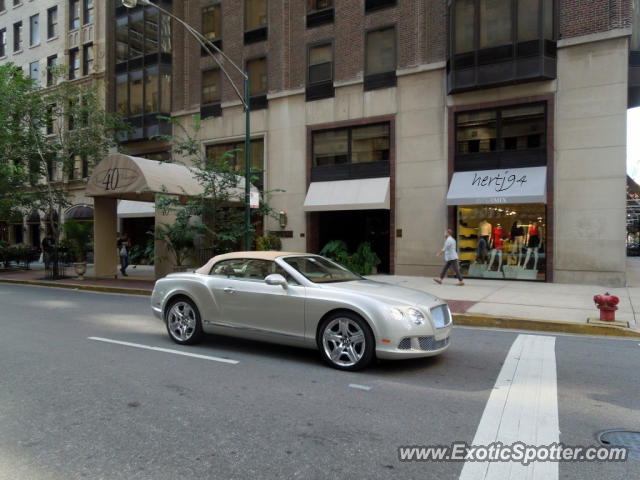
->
xmin=223 ymin=287 xmax=236 ymax=294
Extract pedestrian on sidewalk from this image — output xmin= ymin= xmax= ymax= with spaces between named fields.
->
xmin=41 ymin=232 xmax=55 ymax=270
xmin=434 ymin=229 xmax=465 ymax=286
xmin=117 ymin=232 xmax=132 ymax=277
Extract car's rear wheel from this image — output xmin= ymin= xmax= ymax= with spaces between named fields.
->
xmin=165 ymin=297 xmax=203 ymax=345
xmin=318 ymin=312 xmax=375 ymax=371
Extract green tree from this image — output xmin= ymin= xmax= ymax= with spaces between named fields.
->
xmin=0 ymin=63 xmax=128 ymax=277
xmin=155 ymin=115 xmax=282 ymax=257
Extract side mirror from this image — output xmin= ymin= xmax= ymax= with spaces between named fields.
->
xmin=265 ymin=273 xmax=288 ymax=288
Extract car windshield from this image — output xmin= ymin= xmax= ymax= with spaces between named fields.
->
xmin=283 ymin=256 xmax=362 ymax=283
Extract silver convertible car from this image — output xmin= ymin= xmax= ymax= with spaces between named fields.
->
xmin=151 ymin=251 xmax=452 ymax=370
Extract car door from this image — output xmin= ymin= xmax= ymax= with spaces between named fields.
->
xmin=219 ymin=259 xmax=306 ymax=340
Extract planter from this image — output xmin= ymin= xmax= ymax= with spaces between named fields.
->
xmin=74 ymin=262 xmax=87 ymax=280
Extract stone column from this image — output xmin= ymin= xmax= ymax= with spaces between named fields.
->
xmin=93 ymin=197 xmax=118 ymax=278
xmin=154 ymin=196 xmax=177 ymax=279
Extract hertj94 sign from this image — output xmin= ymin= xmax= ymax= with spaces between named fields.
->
xmin=91 ymin=167 xmax=139 ymax=192
xmin=446 ymin=167 xmax=547 ymax=206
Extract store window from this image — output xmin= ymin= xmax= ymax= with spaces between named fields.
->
xmin=457 ymin=204 xmax=546 ymax=281
xmin=455 ymin=103 xmax=546 ymax=171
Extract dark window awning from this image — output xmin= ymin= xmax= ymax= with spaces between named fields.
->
xmin=65 ymin=205 xmax=94 ymax=220
xmin=446 ymin=167 xmax=547 ymax=205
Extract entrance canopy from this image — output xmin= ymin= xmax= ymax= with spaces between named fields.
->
xmin=303 ymin=177 xmax=390 ymax=212
xmin=446 ymin=167 xmax=547 ymax=205
xmin=87 ymin=154 xmax=256 ymax=201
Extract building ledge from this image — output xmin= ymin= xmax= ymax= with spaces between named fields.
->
xmin=558 ymin=28 xmax=631 ymax=49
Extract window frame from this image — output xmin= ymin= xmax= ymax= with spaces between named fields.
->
xmin=13 ymin=21 xmax=22 ymax=52
xmin=47 ymin=6 xmax=58 ymax=40
xmin=29 ymin=13 xmax=39 ymax=47
xmin=363 ymin=25 xmax=397 ymax=91
xmin=244 ymin=0 xmax=268 ymax=44
xmin=0 ymin=28 xmax=6 ymax=57
xmin=246 ymin=56 xmax=268 ymax=110
xmin=70 ymin=0 xmax=81 ymax=30
xmin=201 ymin=67 xmax=222 ymax=105
xmin=82 ymin=43 xmax=94 ymax=76
xmin=364 ymin=0 xmax=397 ymax=14
xmin=69 ymin=47 xmax=80 ymax=80
xmin=46 ymin=54 xmax=57 ymax=86
xmin=453 ymin=102 xmax=548 ymax=172
xmin=83 ymin=0 xmax=94 ymax=25
xmin=306 ymin=40 xmax=335 ymax=101
xmin=29 ymin=60 xmax=39 ymax=85
xmin=306 ymin=0 xmax=334 ymax=28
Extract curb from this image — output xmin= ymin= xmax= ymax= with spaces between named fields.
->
xmin=0 ymin=278 xmax=152 ymax=297
xmin=3 ymin=277 xmax=640 ymax=338
xmin=453 ymin=313 xmax=640 ymax=339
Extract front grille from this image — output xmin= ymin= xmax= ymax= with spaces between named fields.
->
xmin=397 ymin=337 xmax=412 ymax=350
xmin=418 ymin=336 xmax=450 ymax=351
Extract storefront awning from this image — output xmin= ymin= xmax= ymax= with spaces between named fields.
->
xmin=303 ymin=178 xmax=390 ymax=212
xmin=117 ymin=200 xmax=155 ymax=218
xmin=446 ymin=167 xmax=547 ymax=205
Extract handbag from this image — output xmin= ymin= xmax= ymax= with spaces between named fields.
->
xmin=119 ymin=246 xmax=127 ymax=256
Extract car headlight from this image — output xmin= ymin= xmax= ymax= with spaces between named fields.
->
xmin=389 ymin=308 xmax=405 ymax=322
xmin=430 ymin=304 xmax=452 ymax=329
xmin=406 ymin=308 xmax=425 ymax=325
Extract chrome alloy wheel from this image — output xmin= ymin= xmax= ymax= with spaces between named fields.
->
xmin=322 ymin=317 xmax=366 ymax=367
xmin=167 ymin=301 xmax=197 ymax=342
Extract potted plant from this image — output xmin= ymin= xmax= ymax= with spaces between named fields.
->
xmin=63 ymin=219 xmax=93 ymax=280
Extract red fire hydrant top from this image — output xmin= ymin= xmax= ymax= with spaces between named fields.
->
xmin=593 ymin=292 xmax=619 ymax=322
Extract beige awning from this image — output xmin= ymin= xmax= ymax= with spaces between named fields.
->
xmin=117 ymin=200 xmax=155 ymax=218
xmin=303 ymin=177 xmax=390 ymax=212
xmin=86 ymin=154 xmax=256 ymax=202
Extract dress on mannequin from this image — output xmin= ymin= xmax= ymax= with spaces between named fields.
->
xmin=487 ymin=225 xmax=507 ymax=272
xmin=523 ymin=222 xmax=541 ymax=270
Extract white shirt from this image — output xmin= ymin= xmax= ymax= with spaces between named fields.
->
xmin=442 ymin=236 xmax=458 ymax=261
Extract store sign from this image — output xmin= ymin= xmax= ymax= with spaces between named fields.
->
xmin=446 ymin=167 xmax=547 ymax=205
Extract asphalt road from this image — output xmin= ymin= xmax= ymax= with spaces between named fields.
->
xmin=0 ymin=284 xmax=638 ymax=480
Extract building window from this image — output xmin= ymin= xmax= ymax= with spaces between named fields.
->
xmin=70 ymin=0 xmax=81 ymax=30
xmin=201 ymin=69 xmax=221 ymax=104
xmin=115 ymin=15 xmax=128 ymax=63
xmin=206 ymin=139 xmax=265 ymax=187
xmin=244 ymin=0 xmax=267 ymax=44
xmin=306 ymin=43 xmax=334 ymax=101
xmin=82 ymin=43 xmax=94 ymax=75
xmin=455 ymin=103 xmax=546 ymax=171
xmin=83 ymin=0 xmax=94 ymax=25
xmin=365 ymin=0 xmax=396 ymax=13
xmin=46 ymin=104 xmax=56 ymax=135
xmin=116 ymin=74 xmax=128 ymax=116
xmin=69 ymin=48 xmax=80 ymax=79
xmin=448 ymin=0 xmax=556 ymax=93
xmin=203 ymin=4 xmax=221 ymax=42
xmin=47 ymin=55 xmax=57 ymax=86
xmin=0 ymin=29 xmax=6 ymax=57
xmin=0 ymin=1 xmax=4 ymax=12
xmin=311 ymin=123 xmax=390 ymax=181
xmin=29 ymin=60 xmax=39 ymax=86
xmin=145 ymin=66 xmax=159 ymax=113
xmin=29 ymin=14 xmax=39 ymax=47
xmin=247 ymin=57 xmax=268 ymax=109
xmin=47 ymin=7 xmax=58 ymax=39
xmin=129 ymin=70 xmax=143 ymax=115
xmin=307 ymin=0 xmax=334 ymax=28
xmin=13 ymin=21 xmax=22 ymax=52
xmin=364 ymin=27 xmax=396 ymax=90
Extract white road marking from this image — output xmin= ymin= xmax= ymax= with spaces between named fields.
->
xmin=88 ymin=337 xmax=239 ymax=365
xmin=348 ymin=383 xmax=372 ymax=391
xmin=459 ymin=334 xmax=559 ymax=480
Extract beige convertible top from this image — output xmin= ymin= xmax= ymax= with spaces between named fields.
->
xmin=195 ymin=251 xmax=308 ymax=274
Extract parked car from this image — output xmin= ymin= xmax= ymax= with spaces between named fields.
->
xmin=151 ymin=251 xmax=452 ymax=370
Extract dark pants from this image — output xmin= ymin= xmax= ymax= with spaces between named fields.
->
xmin=120 ymin=254 xmax=130 ymax=274
xmin=477 ymin=236 xmax=489 ymax=263
xmin=440 ymin=260 xmax=463 ymax=281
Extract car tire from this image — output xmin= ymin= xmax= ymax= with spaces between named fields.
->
xmin=165 ymin=297 xmax=204 ymax=345
xmin=317 ymin=311 xmax=375 ymax=371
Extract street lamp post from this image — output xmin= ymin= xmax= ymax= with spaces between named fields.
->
xmin=121 ymin=0 xmax=252 ymax=250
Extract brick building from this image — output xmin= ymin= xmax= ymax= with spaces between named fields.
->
xmin=108 ymin=0 xmax=632 ymax=284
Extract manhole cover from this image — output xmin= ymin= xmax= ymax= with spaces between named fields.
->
xmin=597 ymin=430 xmax=640 ymax=461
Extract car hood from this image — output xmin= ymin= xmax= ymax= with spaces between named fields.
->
xmin=320 ymin=280 xmax=441 ymax=307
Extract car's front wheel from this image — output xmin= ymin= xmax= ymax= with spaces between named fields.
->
xmin=165 ymin=297 xmax=204 ymax=345
xmin=318 ymin=312 xmax=375 ymax=371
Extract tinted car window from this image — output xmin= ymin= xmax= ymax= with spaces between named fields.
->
xmin=284 ymin=256 xmax=361 ymax=283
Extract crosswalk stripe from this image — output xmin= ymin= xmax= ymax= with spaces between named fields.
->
xmin=459 ymin=334 xmax=559 ymax=480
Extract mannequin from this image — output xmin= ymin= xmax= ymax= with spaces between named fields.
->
xmin=523 ymin=221 xmax=541 ymax=270
xmin=487 ymin=223 xmax=507 ymax=271
xmin=510 ymin=220 xmax=524 ymax=267
xmin=477 ymin=219 xmax=491 ymax=263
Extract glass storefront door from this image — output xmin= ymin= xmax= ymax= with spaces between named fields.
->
xmin=457 ymin=203 xmax=546 ymax=281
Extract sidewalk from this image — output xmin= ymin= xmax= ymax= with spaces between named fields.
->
xmin=1 ymin=260 xmax=639 ymax=338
